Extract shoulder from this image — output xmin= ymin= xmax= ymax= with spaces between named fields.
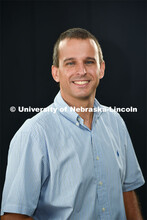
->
xmin=98 ymin=103 xmax=122 ymax=120
xmin=98 ymin=103 xmax=127 ymax=133
xmin=11 ymin=103 xmax=58 ymax=146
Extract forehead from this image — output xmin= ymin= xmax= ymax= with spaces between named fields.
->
xmin=58 ymin=38 xmax=98 ymax=59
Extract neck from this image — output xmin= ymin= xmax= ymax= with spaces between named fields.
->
xmin=61 ymin=91 xmax=95 ymax=130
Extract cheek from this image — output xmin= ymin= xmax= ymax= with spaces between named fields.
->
xmin=65 ymin=67 xmax=76 ymax=77
xmin=89 ymin=68 xmax=99 ymax=79
xmin=59 ymin=71 xmax=71 ymax=85
xmin=60 ymin=69 xmax=75 ymax=81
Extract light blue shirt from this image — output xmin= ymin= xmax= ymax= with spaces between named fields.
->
xmin=1 ymin=91 xmax=145 ymax=220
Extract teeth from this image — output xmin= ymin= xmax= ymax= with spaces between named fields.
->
xmin=74 ymin=81 xmax=89 ymax=85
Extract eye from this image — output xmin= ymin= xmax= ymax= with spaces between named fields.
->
xmin=85 ymin=60 xmax=95 ymax=64
xmin=66 ymin=62 xmax=75 ymax=66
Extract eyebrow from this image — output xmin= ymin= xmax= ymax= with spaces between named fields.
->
xmin=86 ymin=57 xmax=96 ymax=61
xmin=63 ymin=57 xmax=96 ymax=63
xmin=63 ymin=58 xmax=75 ymax=63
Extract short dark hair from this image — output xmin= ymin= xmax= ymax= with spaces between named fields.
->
xmin=53 ymin=28 xmax=104 ymax=67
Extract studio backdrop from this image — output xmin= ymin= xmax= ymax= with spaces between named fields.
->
xmin=0 ymin=0 xmax=146 ymax=218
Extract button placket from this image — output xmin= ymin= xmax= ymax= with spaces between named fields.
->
xmin=91 ymin=124 xmax=109 ymax=218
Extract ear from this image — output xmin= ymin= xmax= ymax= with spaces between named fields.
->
xmin=99 ymin=61 xmax=105 ymax=79
xmin=51 ymin=65 xmax=60 ymax=82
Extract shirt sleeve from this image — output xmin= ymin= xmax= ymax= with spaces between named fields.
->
xmin=0 ymin=121 xmax=49 ymax=216
xmin=120 ymin=117 xmax=145 ymax=192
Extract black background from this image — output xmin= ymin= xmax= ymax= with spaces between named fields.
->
xmin=0 ymin=0 xmax=146 ymax=218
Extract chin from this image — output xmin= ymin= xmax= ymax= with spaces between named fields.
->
xmin=73 ymin=89 xmax=96 ymax=99
xmin=73 ymin=93 xmax=92 ymax=100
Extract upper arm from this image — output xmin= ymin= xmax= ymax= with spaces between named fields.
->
xmin=118 ymin=117 xmax=145 ymax=192
xmin=1 ymin=213 xmax=33 ymax=220
xmin=1 ymin=127 xmax=49 ymax=216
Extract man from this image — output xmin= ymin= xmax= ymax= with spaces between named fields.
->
xmin=1 ymin=28 xmax=145 ymax=219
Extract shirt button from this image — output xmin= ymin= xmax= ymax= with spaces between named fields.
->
xmin=102 ymin=207 xmax=105 ymax=212
xmin=76 ymin=122 xmax=79 ymax=126
xmin=77 ymin=116 xmax=80 ymax=122
xmin=99 ymin=181 xmax=103 ymax=186
xmin=96 ymin=156 xmax=99 ymax=160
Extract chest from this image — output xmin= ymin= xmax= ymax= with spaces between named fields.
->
xmin=45 ymin=119 xmax=126 ymax=193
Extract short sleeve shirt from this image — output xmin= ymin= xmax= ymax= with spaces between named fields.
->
xmin=0 ymin=91 xmax=145 ymax=220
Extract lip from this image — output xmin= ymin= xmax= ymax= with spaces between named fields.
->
xmin=72 ymin=80 xmax=90 ymax=87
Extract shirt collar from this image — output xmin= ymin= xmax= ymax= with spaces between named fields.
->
xmin=54 ymin=91 xmax=80 ymax=125
xmin=54 ymin=91 xmax=104 ymax=125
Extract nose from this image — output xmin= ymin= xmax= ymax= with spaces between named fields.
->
xmin=76 ymin=63 xmax=87 ymax=75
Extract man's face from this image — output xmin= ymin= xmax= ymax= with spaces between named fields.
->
xmin=52 ymin=38 xmax=105 ymax=103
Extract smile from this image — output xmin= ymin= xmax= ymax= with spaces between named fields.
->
xmin=73 ymin=81 xmax=89 ymax=85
